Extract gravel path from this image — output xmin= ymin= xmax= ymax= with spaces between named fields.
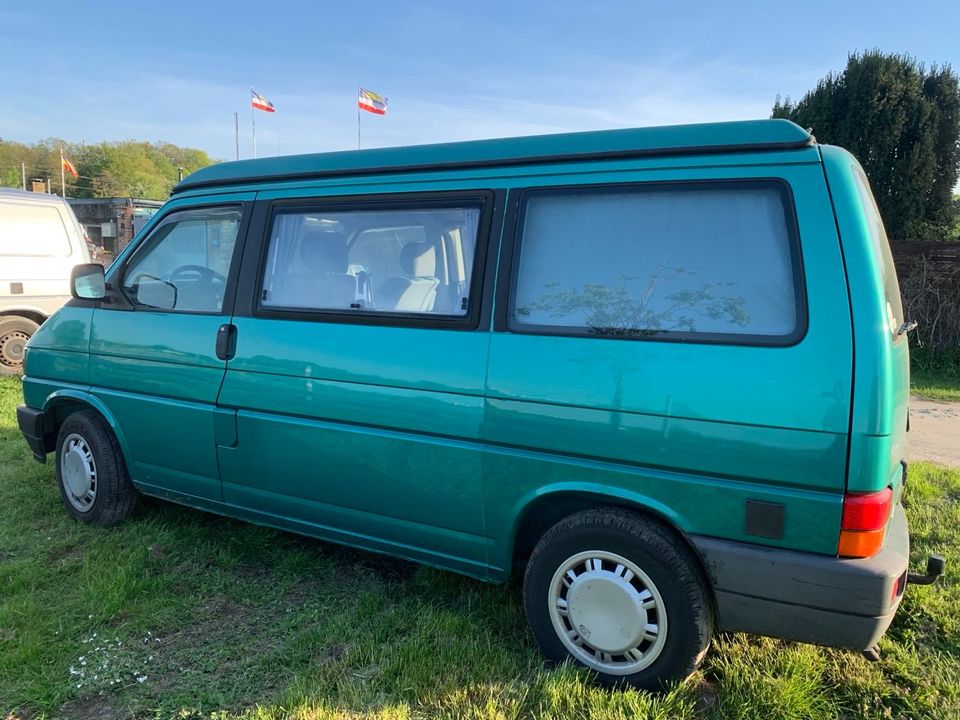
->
xmin=910 ymin=395 xmax=960 ymax=467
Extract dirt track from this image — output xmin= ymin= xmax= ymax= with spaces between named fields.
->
xmin=910 ymin=396 xmax=960 ymax=468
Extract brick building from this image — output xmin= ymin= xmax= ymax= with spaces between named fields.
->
xmin=68 ymin=198 xmax=163 ymax=257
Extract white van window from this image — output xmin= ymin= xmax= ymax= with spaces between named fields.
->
xmin=261 ymin=206 xmax=481 ymax=316
xmin=511 ymin=183 xmax=801 ymax=341
xmin=121 ymin=207 xmax=241 ymax=313
xmin=0 ymin=203 xmax=72 ymax=257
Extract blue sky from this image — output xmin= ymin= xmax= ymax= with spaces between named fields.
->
xmin=2 ymin=1 xmax=958 ymax=161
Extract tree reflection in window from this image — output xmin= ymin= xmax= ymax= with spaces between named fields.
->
xmin=516 ymin=262 xmax=750 ymax=337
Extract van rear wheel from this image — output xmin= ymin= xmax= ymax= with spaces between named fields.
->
xmin=55 ymin=410 xmax=137 ymax=525
xmin=522 ymin=508 xmax=712 ymax=690
xmin=0 ymin=316 xmax=39 ymax=374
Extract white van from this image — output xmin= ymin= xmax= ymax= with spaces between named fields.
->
xmin=0 ymin=189 xmax=91 ymax=374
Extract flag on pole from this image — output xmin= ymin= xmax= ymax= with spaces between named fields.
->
xmin=358 ymin=87 xmax=387 ymax=115
xmin=61 ymin=155 xmax=79 ymax=178
xmin=251 ymin=89 xmax=276 ymax=113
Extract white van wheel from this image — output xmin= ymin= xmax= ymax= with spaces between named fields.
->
xmin=547 ymin=549 xmax=669 ymax=674
xmin=60 ymin=432 xmax=99 ymax=512
xmin=523 ymin=508 xmax=712 ymax=690
xmin=0 ymin=316 xmax=39 ymax=373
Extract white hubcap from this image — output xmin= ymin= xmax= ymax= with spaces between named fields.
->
xmin=61 ymin=433 xmax=97 ymax=512
xmin=549 ymin=550 xmax=667 ymax=675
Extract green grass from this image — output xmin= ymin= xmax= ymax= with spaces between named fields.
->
xmin=2 ymin=375 xmax=959 ymax=719
xmin=911 ymin=370 xmax=960 ymax=402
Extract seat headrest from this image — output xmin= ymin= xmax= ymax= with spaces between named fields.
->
xmin=401 ymin=242 xmax=436 ymax=277
xmin=300 ymin=229 xmax=347 ymax=274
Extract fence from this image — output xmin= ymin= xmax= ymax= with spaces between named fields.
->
xmin=891 ymin=241 xmax=960 ymax=270
xmin=891 ymin=241 xmax=960 ymax=372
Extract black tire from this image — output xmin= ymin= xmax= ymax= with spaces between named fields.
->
xmin=523 ymin=508 xmax=712 ymax=691
xmin=0 ymin=315 xmax=39 ymax=375
xmin=55 ymin=410 xmax=137 ymax=525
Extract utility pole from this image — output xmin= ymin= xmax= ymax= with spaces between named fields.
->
xmin=234 ymin=112 xmax=240 ymax=160
xmin=60 ymin=146 xmax=66 ymax=197
xmin=20 ymin=161 xmax=26 ymax=190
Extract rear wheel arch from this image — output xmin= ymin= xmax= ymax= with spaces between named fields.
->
xmin=509 ymin=491 xmax=715 ymax=611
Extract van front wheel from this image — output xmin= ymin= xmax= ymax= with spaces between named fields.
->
xmin=522 ymin=508 xmax=712 ymax=690
xmin=55 ymin=410 xmax=137 ymax=525
xmin=0 ymin=316 xmax=39 ymax=375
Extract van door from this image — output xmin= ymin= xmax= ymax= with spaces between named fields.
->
xmin=90 ymin=195 xmax=253 ymax=503
xmin=215 ymin=191 xmax=496 ymax=576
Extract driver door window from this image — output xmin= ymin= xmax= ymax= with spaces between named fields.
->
xmin=122 ymin=207 xmax=242 ymax=312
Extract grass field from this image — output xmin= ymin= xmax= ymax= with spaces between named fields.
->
xmin=2 ymin=375 xmax=959 ymax=719
xmin=911 ymin=370 xmax=960 ymax=402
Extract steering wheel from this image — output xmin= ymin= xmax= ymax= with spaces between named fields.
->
xmin=169 ymin=265 xmax=226 ymax=287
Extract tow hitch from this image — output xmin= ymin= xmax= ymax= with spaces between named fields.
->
xmin=863 ymin=555 xmax=946 ymax=662
xmin=907 ymin=554 xmax=946 ymax=586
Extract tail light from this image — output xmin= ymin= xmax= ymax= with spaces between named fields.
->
xmin=838 ymin=488 xmax=893 ymax=558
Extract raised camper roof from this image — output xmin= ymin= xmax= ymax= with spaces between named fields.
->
xmin=175 ymin=118 xmax=814 ymax=193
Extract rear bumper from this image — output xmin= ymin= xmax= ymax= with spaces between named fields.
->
xmin=692 ymin=504 xmax=910 ymax=650
xmin=16 ymin=405 xmax=49 ymax=463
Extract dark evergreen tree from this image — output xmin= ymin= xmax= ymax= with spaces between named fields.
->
xmin=773 ymin=51 xmax=960 ymax=239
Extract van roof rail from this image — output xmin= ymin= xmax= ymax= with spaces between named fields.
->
xmin=174 ymin=118 xmax=814 ymax=193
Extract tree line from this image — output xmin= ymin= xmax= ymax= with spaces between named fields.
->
xmin=774 ymin=50 xmax=960 ymax=241
xmin=0 ymin=139 xmax=215 ymax=201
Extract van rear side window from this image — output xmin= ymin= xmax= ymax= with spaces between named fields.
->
xmin=509 ymin=182 xmax=803 ymax=343
xmin=0 ymin=204 xmax=71 ymax=257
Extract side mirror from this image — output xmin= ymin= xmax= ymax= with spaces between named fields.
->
xmin=135 ymin=275 xmax=178 ymax=310
xmin=70 ymin=264 xmax=106 ymax=301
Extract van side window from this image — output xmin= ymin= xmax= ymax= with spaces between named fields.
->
xmin=0 ymin=204 xmax=71 ymax=257
xmin=260 ymin=205 xmax=481 ymax=317
xmin=121 ymin=207 xmax=242 ymax=313
xmin=510 ymin=183 xmax=802 ymax=343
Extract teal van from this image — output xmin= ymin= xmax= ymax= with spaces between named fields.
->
xmin=16 ymin=119 xmax=942 ymax=689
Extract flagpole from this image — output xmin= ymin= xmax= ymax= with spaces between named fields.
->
xmin=357 ymin=81 xmax=361 ymax=150
xmin=252 ymin=103 xmax=257 ymax=159
xmin=234 ymin=112 xmax=240 ymax=161
xmin=60 ymin=146 xmax=66 ymax=198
